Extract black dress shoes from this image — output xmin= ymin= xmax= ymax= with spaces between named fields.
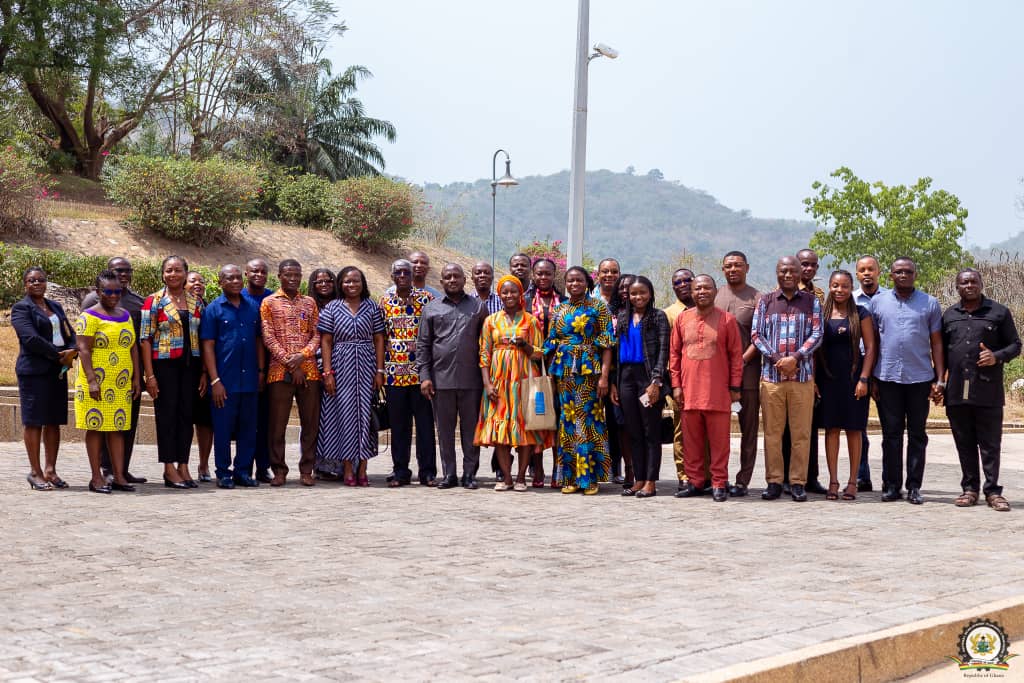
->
xmin=761 ymin=483 xmax=783 ymax=500
xmin=857 ymin=479 xmax=873 ymax=492
xmin=255 ymin=469 xmax=274 ymax=484
xmin=635 ymin=489 xmax=657 ymax=499
xmin=110 ymin=482 xmax=136 ymax=492
xmin=674 ymin=483 xmax=703 ymax=498
xmin=89 ymin=481 xmax=112 ymax=494
xmin=881 ymin=486 xmax=903 ymax=502
xmin=437 ymin=475 xmax=459 ymax=489
xmin=907 ymin=488 xmax=924 ymax=505
xmin=124 ymin=472 xmax=148 ymax=484
xmin=463 ymin=478 xmax=479 ymax=490
xmin=621 ymin=487 xmax=637 ymax=496
xmin=804 ymin=480 xmax=828 ymax=495
xmin=217 ymin=477 xmax=235 ymax=489
xmin=728 ymin=483 xmax=748 ymax=497
xmin=712 ymin=487 xmax=728 ymax=502
xmin=163 ymin=477 xmax=189 ymax=489
xmin=782 ymin=482 xmax=792 ymax=495
xmin=790 ymin=484 xmax=807 ymax=502
xmin=234 ymin=474 xmax=260 ymax=487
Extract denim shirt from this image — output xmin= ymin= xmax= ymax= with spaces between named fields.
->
xmin=870 ymin=288 xmax=942 ymax=384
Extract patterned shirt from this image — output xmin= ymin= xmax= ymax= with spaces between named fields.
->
xmin=751 ymin=289 xmax=822 ymax=383
xmin=140 ymin=289 xmax=203 ymax=360
xmin=260 ymin=290 xmax=321 ymax=384
xmin=378 ymin=288 xmax=434 ymax=387
xmin=472 ymin=291 xmax=503 ymax=315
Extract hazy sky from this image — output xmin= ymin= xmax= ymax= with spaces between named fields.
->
xmin=327 ymin=0 xmax=1024 ymax=247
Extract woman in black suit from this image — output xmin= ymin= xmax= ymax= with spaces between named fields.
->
xmin=12 ymin=267 xmax=77 ymax=490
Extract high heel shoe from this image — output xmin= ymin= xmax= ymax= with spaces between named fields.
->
xmin=184 ymin=479 xmax=199 ymax=488
xmin=163 ymin=476 xmax=189 ymax=489
xmin=344 ymin=476 xmax=357 ymax=487
xmin=358 ymin=476 xmax=370 ymax=487
xmin=111 ymin=482 xmax=136 ymax=492
xmin=89 ymin=481 xmax=112 ymax=494
xmin=26 ymin=474 xmax=54 ymax=491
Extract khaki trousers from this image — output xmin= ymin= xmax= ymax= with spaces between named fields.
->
xmin=760 ymin=380 xmax=814 ymax=485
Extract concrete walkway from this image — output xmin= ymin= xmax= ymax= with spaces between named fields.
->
xmin=1 ymin=434 xmax=1022 ymax=681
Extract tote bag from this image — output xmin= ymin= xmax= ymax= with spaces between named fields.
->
xmin=520 ymin=361 xmax=557 ymax=432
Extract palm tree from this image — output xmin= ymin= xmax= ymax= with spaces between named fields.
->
xmin=234 ymin=50 xmax=396 ymax=179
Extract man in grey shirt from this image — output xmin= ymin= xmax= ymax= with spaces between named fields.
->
xmin=81 ymin=256 xmax=148 ymax=483
xmin=417 ymin=264 xmax=487 ymax=489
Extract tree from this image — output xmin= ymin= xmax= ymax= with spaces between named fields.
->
xmin=804 ymin=167 xmax=969 ymax=289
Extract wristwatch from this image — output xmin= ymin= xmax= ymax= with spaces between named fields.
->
xmin=652 ymin=378 xmax=663 ymax=387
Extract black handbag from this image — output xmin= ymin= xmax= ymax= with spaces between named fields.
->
xmin=370 ymin=388 xmax=390 ymax=432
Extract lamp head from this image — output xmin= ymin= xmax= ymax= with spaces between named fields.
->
xmin=495 ymin=159 xmax=519 ymax=187
xmin=593 ymin=42 xmax=619 ymax=59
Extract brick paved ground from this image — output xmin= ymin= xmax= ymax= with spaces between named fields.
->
xmin=1 ymin=434 xmax=1022 ymax=682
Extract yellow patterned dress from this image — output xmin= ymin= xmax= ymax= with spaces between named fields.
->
xmin=74 ymin=308 xmax=136 ymax=431
xmin=474 ymin=310 xmax=553 ymax=447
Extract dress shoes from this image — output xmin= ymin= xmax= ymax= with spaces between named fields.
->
xmin=790 ymin=484 xmax=808 ymax=502
xmin=635 ymin=489 xmax=657 ymax=499
xmin=163 ymin=476 xmax=189 ymax=490
xmin=612 ymin=475 xmax=626 ymax=485
xmin=712 ymin=487 xmax=728 ymax=502
xmin=857 ymin=479 xmax=873 ymax=492
xmin=728 ymin=483 xmax=748 ymax=497
xmin=184 ymin=479 xmax=199 ymax=489
xmin=255 ymin=470 xmax=273 ymax=484
xmin=217 ymin=477 xmax=235 ymax=489
xmin=804 ymin=480 xmax=828 ymax=495
xmin=437 ymin=475 xmax=459 ymax=489
xmin=621 ymin=487 xmax=637 ymax=496
xmin=907 ymin=488 xmax=924 ymax=505
xmin=782 ymin=482 xmax=792 ymax=495
xmin=89 ymin=481 xmax=112 ymax=494
xmin=881 ymin=486 xmax=903 ymax=502
xmin=761 ymin=483 xmax=783 ymax=500
xmin=124 ymin=472 xmax=148 ymax=484
xmin=198 ymin=472 xmax=213 ymax=483
xmin=300 ymin=472 xmax=315 ymax=486
xmin=463 ymin=478 xmax=479 ymax=490
xmin=674 ymin=482 xmax=703 ymax=498
xmin=270 ymin=473 xmax=287 ymax=487
xmin=234 ymin=474 xmax=260 ymax=487
xmin=110 ymin=482 xmax=136 ymax=492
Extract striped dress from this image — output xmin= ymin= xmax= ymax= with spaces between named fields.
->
xmin=315 ymin=299 xmax=385 ymax=470
xmin=474 ymin=310 xmax=552 ymax=447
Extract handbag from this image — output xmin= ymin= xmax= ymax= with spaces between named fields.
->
xmin=520 ymin=361 xmax=557 ymax=432
xmin=370 ymin=388 xmax=390 ymax=432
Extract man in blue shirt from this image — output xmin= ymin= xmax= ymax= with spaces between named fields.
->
xmin=242 ymin=258 xmax=273 ymax=483
xmin=852 ymin=255 xmax=888 ymax=492
xmin=870 ymin=257 xmax=945 ymax=505
xmin=201 ymin=264 xmax=265 ymax=488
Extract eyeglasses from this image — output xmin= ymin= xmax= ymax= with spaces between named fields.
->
xmin=101 ymin=288 xmax=123 ymax=296
xmin=26 ymin=278 xmax=46 ymax=285
xmin=112 ymin=267 xmax=133 ymax=274
xmin=392 ymin=269 xmax=411 ymax=276
xmin=673 ymin=278 xmax=693 ymax=286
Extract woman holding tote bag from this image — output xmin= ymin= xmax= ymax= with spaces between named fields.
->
xmin=475 ymin=275 xmax=553 ymax=491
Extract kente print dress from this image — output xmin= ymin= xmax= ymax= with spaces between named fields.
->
xmin=74 ymin=309 xmax=136 ymax=431
xmin=543 ymin=296 xmax=616 ymax=488
xmin=474 ymin=310 xmax=553 ymax=448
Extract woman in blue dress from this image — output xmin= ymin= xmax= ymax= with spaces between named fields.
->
xmin=316 ymin=266 xmax=385 ymax=486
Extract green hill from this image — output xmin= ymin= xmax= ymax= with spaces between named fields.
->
xmin=422 ymin=169 xmax=817 ymax=287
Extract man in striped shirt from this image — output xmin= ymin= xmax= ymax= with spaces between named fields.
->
xmin=751 ymin=256 xmax=823 ymax=502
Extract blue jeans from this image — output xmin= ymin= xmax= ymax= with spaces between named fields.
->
xmin=211 ymin=391 xmax=257 ymax=479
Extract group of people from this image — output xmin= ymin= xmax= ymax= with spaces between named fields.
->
xmin=12 ymin=246 xmax=1019 ymax=511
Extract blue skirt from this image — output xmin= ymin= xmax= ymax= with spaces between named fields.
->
xmin=19 ymin=371 xmax=69 ymax=426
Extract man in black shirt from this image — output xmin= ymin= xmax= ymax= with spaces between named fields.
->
xmin=941 ymin=269 xmax=1021 ymax=511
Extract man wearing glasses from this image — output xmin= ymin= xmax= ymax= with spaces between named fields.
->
xmin=82 ymin=257 xmax=148 ymax=484
xmin=715 ymin=251 xmax=761 ymax=497
xmin=664 ymin=268 xmax=696 ymax=490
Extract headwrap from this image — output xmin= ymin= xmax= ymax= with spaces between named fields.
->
xmin=495 ymin=274 xmax=525 ymax=310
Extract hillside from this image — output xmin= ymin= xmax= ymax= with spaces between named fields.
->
xmin=423 ymin=169 xmax=817 ymax=286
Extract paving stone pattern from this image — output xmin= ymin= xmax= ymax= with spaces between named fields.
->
xmin=1 ymin=435 xmax=1022 ymax=681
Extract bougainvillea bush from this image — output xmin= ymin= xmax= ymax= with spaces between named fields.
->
xmin=329 ymin=176 xmax=416 ymax=251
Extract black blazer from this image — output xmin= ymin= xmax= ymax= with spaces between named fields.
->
xmin=11 ymin=296 xmax=76 ymax=376
xmin=613 ymin=306 xmax=671 ymax=387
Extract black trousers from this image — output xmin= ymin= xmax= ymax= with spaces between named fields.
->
xmin=433 ymin=388 xmax=482 ymax=480
xmin=250 ymin=389 xmax=271 ymax=475
xmin=781 ymin=401 xmax=820 ymax=484
xmin=385 ymin=385 xmax=436 ymax=483
xmin=100 ymin=395 xmax=141 ymax=472
xmin=946 ymin=404 xmax=1003 ymax=496
xmin=876 ymin=380 xmax=931 ymax=491
xmin=151 ymin=357 xmax=199 ymax=464
xmin=618 ymin=364 xmax=662 ymax=482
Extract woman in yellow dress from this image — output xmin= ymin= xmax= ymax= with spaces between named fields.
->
xmin=475 ymin=275 xmax=552 ymax=491
xmin=75 ymin=270 xmax=142 ymax=493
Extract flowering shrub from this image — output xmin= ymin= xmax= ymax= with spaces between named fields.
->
xmin=277 ymin=173 xmax=334 ymax=228
xmin=0 ymin=147 xmax=54 ymax=236
xmin=519 ymin=239 xmax=568 ymax=272
xmin=105 ymin=155 xmax=258 ymax=246
xmin=329 ymin=176 xmax=416 ymax=251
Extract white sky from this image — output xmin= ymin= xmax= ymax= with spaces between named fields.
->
xmin=327 ymin=0 xmax=1024 ymax=247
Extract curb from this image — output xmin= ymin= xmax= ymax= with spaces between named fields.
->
xmin=690 ymin=595 xmax=1024 ymax=683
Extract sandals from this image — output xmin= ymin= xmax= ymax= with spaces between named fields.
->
xmin=46 ymin=475 xmax=69 ymax=489
xmin=842 ymin=482 xmax=857 ymax=500
xmin=513 ymin=481 xmax=528 ymax=492
xmin=826 ymin=481 xmax=839 ymax=501
xmin=986 ymin=494 xmax=1011 ymax=512
xmin=494 ymin=482 xmax=511 ymax=491
xmin=955 ymin=491 xmax=979 ymax=507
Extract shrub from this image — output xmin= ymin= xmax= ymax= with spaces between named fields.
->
xmin=519 ymin=239 xmax=568 ymax=273
xmin=105 ymin=155 xmax=258 ymax=246
xmin=0 ymin=147 xmax=53 ymax=236
xmin=252 ymin=163 xmax=295 ymax=220
xmin=329 ymin=176 xmax=415 ymax=251
xmin=277 ymin=173 xmax=334 ymax=228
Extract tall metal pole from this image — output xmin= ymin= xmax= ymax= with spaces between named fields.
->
xmin=566 ymin=0 xmax=589 ymax=268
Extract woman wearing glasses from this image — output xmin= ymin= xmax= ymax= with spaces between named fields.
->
xmin=74 ymin=270 xmax=142 ymax=493
xmin=12 ymin=267 xmax=77 ymax=490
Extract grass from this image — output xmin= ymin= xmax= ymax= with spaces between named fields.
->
xmin=45 ymin=200 xmax=125 ymax=221
xmin=0 ymin=323 xmax=18 ymax=385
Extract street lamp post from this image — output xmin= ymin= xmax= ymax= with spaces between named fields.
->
xmin=490 ymin=149 xmax=519 ymax=268
xmin=566 ymin=0 xmax=617 ymax=267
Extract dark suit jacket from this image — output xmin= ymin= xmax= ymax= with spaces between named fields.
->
xmin=11 ymin=296 xmax=76 ymax=376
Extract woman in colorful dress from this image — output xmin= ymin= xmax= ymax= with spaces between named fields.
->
xmin=476 ymin=275 xmax=553 ymax=491
xmin=523 ymin=258 xmax=563 ymax=487
xmin=543 ymin=266 xmax=616 ymax=494
xmin=140 ymin=255 xmax=205 ymax=489
xmin=187 ymin=271 xmax=214 ymax=482
xmin=75 ymin=270 xmax=142 ymax=493
xmin=317 ymin=266 xmax=385 ymax=486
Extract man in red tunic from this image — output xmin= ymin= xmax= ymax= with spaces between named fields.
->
xmin=669 ymin=274 xmax=744 ymax=502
